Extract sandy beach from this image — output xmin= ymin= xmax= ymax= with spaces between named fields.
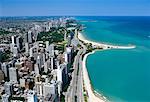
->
xmin=78 ymin=32 xmax=136 ymax=50
xmin=78 ymin=31 xmax=136 ymax=102
xmin=82 ymin=52 xmax=107 ymax=102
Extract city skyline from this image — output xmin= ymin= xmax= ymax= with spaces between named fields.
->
xmin=1 ymin=0 xmax=150 ymax=16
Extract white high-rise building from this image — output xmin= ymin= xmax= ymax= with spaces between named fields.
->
xmin=42 ymin=53 xmax=46 ymax=64
xmin=57 ymin=62 xmax=68 ymax=95
xmin=29 ymin=47 xmax=34 ymax=57
xmin=10 ymin=43 xmax=14 ymax=53
xmin=19 ymin=78 xmax=25 ymax=87
xmin=2 ymin=94 xmax=9 ymax=102
xmin=50 ymin=57 xmax=54 ymax=70
xmin=34 ymin=64 xmax=39 ymax=75
xmin=65 ymin=46 xmax=72 ymax=65
xmin=43 ymin=82 xmax=56 ymax=99
xmin=45 ymin=41 xmax=49 ymax=51
xmin=9 ymin=67 xmax=18 ymax=83
xmin=25 ymin=42 xmax=29 ymax=54
xmin=11 ymin=36 xmax=15 ymax=44
xmin=27 ymin=90 xmax=38 ymax=102
xmin=1 ymin=63 xmax=8 ymax=77
xmin=48 ymin=44 xmax=54 ymax=57
xmin=64 ymin=52 xmax=68 ymax=63
xmin=44 ymin=62 xmax=48 ymax=73
xmin=57 ymin=65 xmax=62 ymax=83
xmin=28 ymin=30 xmax=32 ymax=43
xmin=4 ymin=82 xmax=13 ymax=96
xmin=35 ymin=82 xmax=42 ymax=96
xmin=13 ymin=46 xmax=18 ymax=57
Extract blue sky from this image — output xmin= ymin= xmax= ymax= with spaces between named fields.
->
xmin=0 ymin=0 xmax=150 ymax=16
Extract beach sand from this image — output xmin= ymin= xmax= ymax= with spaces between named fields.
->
xmin=78 ymin=32 xmax=136 ymax=50
xmin=83 ymin=52 xmax=106 ymax=102
xmin=78 ymin=31 xmax=136 ymax=102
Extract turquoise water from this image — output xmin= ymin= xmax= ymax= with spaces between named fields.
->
xmin=78 ymin=16 xmax=150 ymax=102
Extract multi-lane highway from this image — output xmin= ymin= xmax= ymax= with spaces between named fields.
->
xmin=65 ymin=31 xmax=87 ymax=102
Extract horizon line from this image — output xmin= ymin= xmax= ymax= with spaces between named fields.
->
xmin=1 ymin=15 xmax=150 ymax=17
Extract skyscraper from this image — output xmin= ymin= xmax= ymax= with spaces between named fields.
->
xmin=11 ymin=36 xmax=15 ymax=44
xmin=67 ymin=35 xmax=71 ymax=46
xmin=34 ymin=64 xmax=40 ymax=75
xmin=28 ymin=30 xmax=33 ymax=43
xmin=50 ymin=57 xmax=54 ymax=70
xmin=25 ymin=42 xmax=29 ymax=54
xmin=13 ymin=45 xmax=18 ymax=57
xmin=1 ymin=62 xmax=8 ymax=78
xmin=27 ymin=90 xmax=38 ymax=102
xmin=36 ymin=55 xmax=42 ymax=72
xmin=45 ymin=41 xmax=49 ymax=51
xmin=2 ymin=94 xmax=10 ymax=102
xmin=29 ymin=47 xmax=34 ymax=57
xmin=48 ymin=44 xmax=55 ymax=57
xmin=9 ymin=67 xmax=18 ymax=83
xmin=43 ymin=82 xmax=57 ymax=100
xmin=4 ymin=82 xmax=13 ymax=96
xmin=16 ymin=36 xmax=23 ymax=51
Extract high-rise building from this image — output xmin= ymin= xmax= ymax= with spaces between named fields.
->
xmin=16 ymin=36 xmax=23 ymax=51
xmin=13 ymin=45 xmax=18 ymax=57
xmin=4 ymin=82 xmax=13 ymax=96
xmin=42 ymin=53 xmax=46 ymax=64
xmin=43 ymin=82 xmax=57 ymax=100
xmin=1 ymin=62 xmax=8 ymax=77
xmin=28 ymin=30 xmax=33 ymax=43
xmin=57 ymin=63 xmax=68 ymax=90
xmin=64 ymin=52 xmax=68 ymax=63
xmin=34 ymin=64 xmax=39 ymax=75
xmin=29 ymin=47 xmax=34 ymax=57
xmin=37 ymin=55 xmax=42 ymax=70
xmin=27 ymin=90 xmax=38 ymax=102
xmin=50 ymin=57 xmax=54 ymax=70
xmin=67 ymin=35 xmax=71 ymax=46
xmin=45 ymin=41 xmax=49 ymax=51
xmin=48 ymin=44 xmax=55 ymax=57
xmin=0 ymin=70 xmax=4 ymax=82
xmin=44 ymin=62 xmax=48 ymax=73
xmin=11 ymin=36 xmax=15 ymax=44
xmin=2 ymin=94 xmax=10 ymax=102
xmin=10 ymin=43 xmax=15 ymax=53
xmin=57 ymin=65 xmax=62 ymax=82
xmin=35 ymin=81 xmax=42 ymax=96
xmin=9 ymin=67 xmax=18 ymax=83
xmin=65 ymin=46 xmax=72 ymax=66
xmin=25 ymin=42 xmax=29 ymax=54
xmin=61 ymin=63 xmax=68 ymax=85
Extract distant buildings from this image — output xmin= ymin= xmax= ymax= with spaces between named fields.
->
xmin=0 ymin=17 xmax=78 ymax=102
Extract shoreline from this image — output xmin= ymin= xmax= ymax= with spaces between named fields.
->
xmin=79 ymin=31 xmax=136 ymax=102
xmin=82 ymin=51 xmax=107 ymax=102
xmin=78 ymin=32 xmax=136 ymax=50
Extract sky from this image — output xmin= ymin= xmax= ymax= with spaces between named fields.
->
xmin=0 ymin=0 xmax=150 ymax=16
